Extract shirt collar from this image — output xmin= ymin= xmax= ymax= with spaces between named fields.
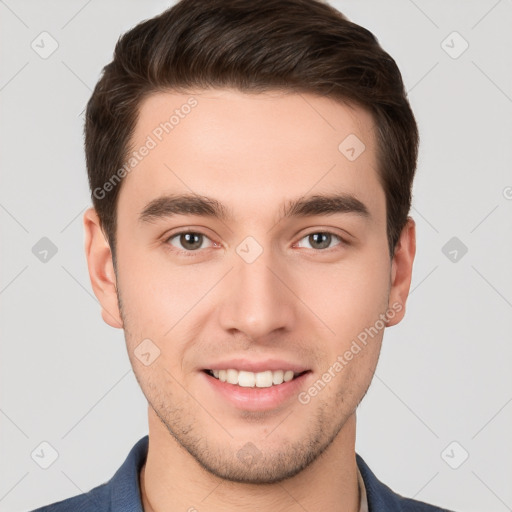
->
xmin=357 ymin=463 xmax=369 ymax=512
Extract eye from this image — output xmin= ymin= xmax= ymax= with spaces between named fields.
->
xmin=296 ymin=231 xmax=345 ymax=251
xmin=165 ymin=231 xmax=215 ymax=253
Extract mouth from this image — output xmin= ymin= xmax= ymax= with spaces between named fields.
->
xmin=201 ymin=364 xmax=313 ymax=411
xmin=203 ymin=369 xmax=310 ymax=388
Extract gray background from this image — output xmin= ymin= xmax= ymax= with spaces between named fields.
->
xmin=1 ymin=1 xmax=511 ymax=511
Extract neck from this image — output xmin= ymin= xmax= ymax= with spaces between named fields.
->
xmin=140 ymin=408 xmax=360 ymax=512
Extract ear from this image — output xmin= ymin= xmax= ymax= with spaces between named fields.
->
xmin=386 ymin=217 xmax=416 ymax=327
xmin=83 ymin=208 xmax=123 ymax=329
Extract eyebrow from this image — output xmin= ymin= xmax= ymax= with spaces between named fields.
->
xmin=139 ymin=192 xmax=370 ymax=223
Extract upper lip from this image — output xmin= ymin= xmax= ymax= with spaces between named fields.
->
xmin=203 ymin=358 xmax=310 ymax=373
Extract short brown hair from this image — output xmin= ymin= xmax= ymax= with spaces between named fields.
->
xmin=85 ymin=0 xmax=418 ymax=260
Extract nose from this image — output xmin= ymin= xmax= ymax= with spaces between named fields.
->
xmin=217 ymin=242 xmax=298 ymax=342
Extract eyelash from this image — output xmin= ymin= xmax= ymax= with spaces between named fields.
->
xmin=164 ymin=230 xmax=347 ymax=256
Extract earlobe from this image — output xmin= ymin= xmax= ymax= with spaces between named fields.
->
xmin=83 ymin=208 xmax=123 ymax=329
xmin=387 ymin=217 xmax=416 ymax=327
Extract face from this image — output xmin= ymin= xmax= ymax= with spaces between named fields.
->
xmin=85 ymin=88 xmax=415 ymax=484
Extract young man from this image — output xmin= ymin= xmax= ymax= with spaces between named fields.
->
xmin=32 ymin=0 xmax=454 ymax=510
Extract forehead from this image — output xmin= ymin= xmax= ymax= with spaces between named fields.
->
xmin=119 ymin=88 xmax=384 ymax=226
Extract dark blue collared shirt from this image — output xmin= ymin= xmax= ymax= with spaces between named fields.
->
xmin=30 ymin=435 xmax=454 ymax=511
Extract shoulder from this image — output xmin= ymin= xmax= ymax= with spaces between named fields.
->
xmin=356 ymin=453 xmax=455 ymax=512
xmin=28 ymin=435 xmax=149 ymax=512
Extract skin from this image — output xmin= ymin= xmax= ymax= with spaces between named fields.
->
xmin=84 ymin=89 xmax=415 ymax=512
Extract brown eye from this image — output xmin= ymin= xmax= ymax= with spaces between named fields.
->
xmin=167 ymin=232 xmax=213 ymax=252
xmin=297 ymin=232 xmax=344 ymax=251
xmin=309 ymin=233 xmax=331 ymax=250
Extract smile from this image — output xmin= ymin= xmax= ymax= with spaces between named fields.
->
xmin=204 ymin=369 xmax=307 ymax=388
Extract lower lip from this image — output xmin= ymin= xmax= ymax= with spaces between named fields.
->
xmin=202 ymin=371 xmax=311 ymax=412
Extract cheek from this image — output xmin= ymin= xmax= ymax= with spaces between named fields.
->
xmin=293 ymin=252 xmax=390 ymax=340
xmin=115 ymin=241 xmax=203 ymax=333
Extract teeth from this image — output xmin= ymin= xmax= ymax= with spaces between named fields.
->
xmin=210 ymin=368 xmax=301 ymax=387
xmin=255 ymin=370 xmax=273 ymax=388
xmin=238 ymin=371 xmax=255 ymax=387
xmin=226 ymin=369 xmax=238 ymax=385
xmin=272 ymin=370 xmax=284 ymax=385
xmin=283 ymin=370 xmax=294 ymax=382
